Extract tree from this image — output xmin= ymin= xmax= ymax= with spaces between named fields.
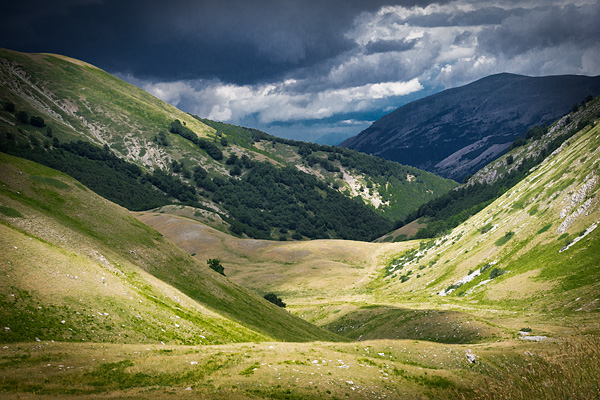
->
xmin=207 ymin=258 xmax=225 ymax=276
xmin=230 ymin=164 xmax=242 ymax=176
xmin=263 ymin=293 xmax=286 ymax=308
xmin=29 ymin=116 xmax=45 ymax=127
xmin=226 ymin=153 xmax=239 ymax=165
xmin=220 ymin=137 xmax=228 ymax=146
xmin=506 ymin=155 xmax=514 ymax=165
xmin=156 ymin=131 xmax=169 ymax=146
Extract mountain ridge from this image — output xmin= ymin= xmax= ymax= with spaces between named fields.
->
xmin=341 ymin=72 xmax=600 ymax=181
xmin=0 ymin=48 xmax=455 ymax=240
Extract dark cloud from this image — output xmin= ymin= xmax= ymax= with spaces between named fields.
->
xmin=0 ymin=0 xmax=450 ymax=83
xmin=453 ymin=30 xmax=474 ymax=46
xmin=2 ymin=0 xmax=598 ymax=142
xmin=478 ymin=3 xmax=600 ymax=57
xmin=403 ymin=6 xmax=528 ymax=27
xmin=365 ymin=39 xmax=417 ymax=54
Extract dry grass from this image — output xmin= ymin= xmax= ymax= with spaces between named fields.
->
xmin=136 ymin=212 xmax=414 ymax=305
xmin=465 ymin=336 xmax=600 ymax=400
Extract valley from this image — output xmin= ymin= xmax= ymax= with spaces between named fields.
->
xmin=1 ymin=49 xmax=599 ymax=399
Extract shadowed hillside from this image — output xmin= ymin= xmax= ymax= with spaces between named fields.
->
xmin=341 ymin=73 xmax=600 ymax=181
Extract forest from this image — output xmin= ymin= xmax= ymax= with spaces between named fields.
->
xmin=0 ymin=123 xmax=392 ymax=241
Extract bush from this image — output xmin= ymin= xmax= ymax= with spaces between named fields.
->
xmin=495 ymin=231 xmax=515 ymax=246
xmin=29 ymin=115 xmax=45 ymax=127
xmin=230 ymin=165 xmax=242 ymax=176
xmin=207 ymin=258 xmax=225 ymax=276
xmin=480 ymin=223 xmax=493 ymax=234
xmin=537 ymin=223 xmax=552 ymax=234
xmin=263 ymin=293 xmax=286 ymax=308
xmin=489 ymin=268 xmax=505 ymax=279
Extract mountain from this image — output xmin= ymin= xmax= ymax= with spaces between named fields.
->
xmin=0 ymin=48 xmax=456 ymax=240
xmin=0 ymin=152 xmax=342 ymax=344
xmin=382 ymin=95 xmax=600 ymax=241
xmin=340 ymin=73 xmax=600 ymax=181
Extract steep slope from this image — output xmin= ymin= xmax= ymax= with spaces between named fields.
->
xmin=0 ymin=152 xmax=342 ymax=343
xmin=341 ymin=73 xmax=600 ymax=181
xmin=0 ymin=48 xmax=455 ymax=237
xmin=370 ymin=107 xmax=600 ymax=329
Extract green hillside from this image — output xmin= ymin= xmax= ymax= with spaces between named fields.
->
xmin=39 ymin=92 xmax=598 ymax=400
xmin=0 ymin=49 xmax=456 ymax=241
xmin=143 ymin=105 xmax=600 ymax=345
xmin=0 ymin=152 xmax=341 ymax=344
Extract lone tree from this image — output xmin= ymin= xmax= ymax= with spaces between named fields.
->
xmin=263 ymin=293 xmax=286 ymax=308
xmin=30 ymin=115 xmax=46 ymax=127
xmin=207 ymin=258 xmax=225 ymax=276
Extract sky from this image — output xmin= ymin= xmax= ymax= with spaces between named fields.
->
xmin=2 ymin=0 xmax=600 ymax=144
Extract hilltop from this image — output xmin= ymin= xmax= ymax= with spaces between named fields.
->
xmin=0 ymin=49 xmax=455 ymax=240
xmin=341 ymin=73 xmax=600 ymax=181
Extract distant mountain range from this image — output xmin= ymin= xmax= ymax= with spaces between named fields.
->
xmin=341 ymin=73 xmax=600 ymax=181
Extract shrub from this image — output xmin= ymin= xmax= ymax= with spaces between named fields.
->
xmin=0 ymin=206 xmax=23 ymax=218
xmin=537 ymin=223 xmax=552 ymax=234
xmin=489 ymin=268 xmax=505 ymax=279
xmin=480 ymin=223 xmax=493 ymax=234
xmin=29 ymin=115 xmax=45 ymax=127
xmin=264 ymin=293 xmax=286 ymax=308
xmin=3 ymin=101 xmax=15 ymax=112
xmin=16 ymin=110 xmax=29 ymax=124
xmin=495 ymin=231 xmax=515 ymax=246
xmin=207 ymin=258 xmax=225 ymax=276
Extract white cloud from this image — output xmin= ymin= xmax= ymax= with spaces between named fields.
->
xmin=141 ymin=77 xmax=423 ymax=125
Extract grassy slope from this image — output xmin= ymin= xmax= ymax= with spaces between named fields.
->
xmin=0 ymin=130 xmax=596 ymax=400
xmin=365 ymin=115 xmax=600 ymax=335
xmin=0 ymin=49 xmax=455 ymax=225
xmin=0 ymin=153 xmax=341 ymax=344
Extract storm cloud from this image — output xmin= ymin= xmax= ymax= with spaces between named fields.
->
xmin=2 ymin=0 xmax=599 ymax=143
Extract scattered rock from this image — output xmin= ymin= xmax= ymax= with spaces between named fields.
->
xmin=465 ymin=349 xmax=476 ymax=363
xmin=520 ymin=336 xmax=547 ymax=342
